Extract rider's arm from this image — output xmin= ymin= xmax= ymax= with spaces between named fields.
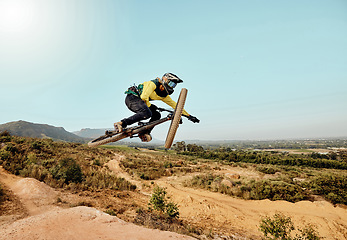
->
xmin=140 ymin=81 xmax=156 ymax=107
xmin=162 ymin=95 xmax=190 ymax=116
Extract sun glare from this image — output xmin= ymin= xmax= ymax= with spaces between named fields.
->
xmin=0 ymin=0 xmax=36 ymax=33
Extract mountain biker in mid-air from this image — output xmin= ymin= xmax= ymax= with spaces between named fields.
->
xmin=114 ymin=73 xmax=199 ymax=142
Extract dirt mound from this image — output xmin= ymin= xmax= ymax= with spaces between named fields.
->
xmin=0 ymin=206 xmax=195 ymax=240
xmin=0 ymin=166 xmax=195 ymax=240
xmin=2 ymin=175 xmax=59 ymax=216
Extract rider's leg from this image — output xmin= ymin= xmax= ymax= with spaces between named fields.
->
xmin=147 ymin=107 xmax=161 ymax=134
xmin=117 ymin=94 xmax=152 ymax=130
xmin=149 ymin=107 xmax=161 ymax=123
xmin=138 ymin=106 xmax=161 ymax=142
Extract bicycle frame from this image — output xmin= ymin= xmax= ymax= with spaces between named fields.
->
xmin=125 ymin=114 xmax=172 ymax=138
xmin=88 ymin=112 xmax=174 ymax=147
xmin=111 ymin=107 xmax=189 ymax=139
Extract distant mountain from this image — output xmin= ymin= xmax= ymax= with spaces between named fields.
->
xmin=0 ymin=120 xmax=87 ymax=143
xmin=73 ymin=128 xmax=108 ymax=139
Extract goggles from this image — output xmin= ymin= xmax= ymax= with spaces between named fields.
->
xmin=167 ymin=81 xmax=177 ymax=88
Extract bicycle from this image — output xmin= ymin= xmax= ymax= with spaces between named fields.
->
xmin=88 ymin=88 xmax=195 ymax=148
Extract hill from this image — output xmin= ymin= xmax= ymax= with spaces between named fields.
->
xmin=0 ymin=120 xmax=87 ymax=143
xmin=73 ymin=128 xmax=106 ymax=139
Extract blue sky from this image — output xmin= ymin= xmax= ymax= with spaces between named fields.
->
xmin=0 ymin=0 xmax=346 ymax=141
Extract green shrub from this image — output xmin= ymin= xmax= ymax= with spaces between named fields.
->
xmin=165 ymin=202 xmax=180 ymax=219
xmin=84 ymin=169 xmax=136 ymax=191
xmin=105 ymin=209 xmax=117 ymax=216
xmin=306 ymin=174 xmax=347 ymax=205
xmin=93 ymin=159 xmax=101 ymax=166
xmin=50 ymin=158 xmax=83 ymax=184
xmin=187 ymin=174 xmax=308 ymax=202
xmin=0 ymin=131 xmax=11 ymax=142
xmin=260 ymin=213 xmax=294 ymax=240
xmin=247 ymin=180 xmax=309 ymax=202
xmin=149 ymin=186 xmax=167 ymax=212
xmin=0 ymin=130 xmax=11 ymax=137
xmin=257 ymin=165 xmax=279 ymax=174
xmin=297 ymin=224 xmax=321 ymax=240
xmin=188 ymin=174 xmax=227 ymax=193
xmin=31 ymin=140 xmax=43 ymax=150
xmin=4 ymin=143 xmax=18 ymax=153
xmin=149 ymin=186 xmax=180 ymax=219
xmin=181 ymin=149 xmax=347 ymax=170
xmin=121 ymin=157 xmax=169 ymax=180
xmin=0 ymin=149 xmax=11 ymax=161
xmin=260 ymin=213 xmax=321 ymax=240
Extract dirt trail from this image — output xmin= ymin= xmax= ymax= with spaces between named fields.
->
xmin=106 ymin=153 xmax=347 ymax=239
xmin=0 ymin=166 xmax=195 ymax=240
xmin=105 ymin=153 xmax=145 ymax=191
xmin=0 ymin=206 xmax=195 ymax=240
xmin=156 ymin=177 xmax=347 ymax=239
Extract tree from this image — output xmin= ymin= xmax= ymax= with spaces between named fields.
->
xmin=173 ymin=141 xmax=186 ymax=152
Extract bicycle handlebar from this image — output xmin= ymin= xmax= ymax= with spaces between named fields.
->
xmin=157 ymin=107 xmax=189 ymax=118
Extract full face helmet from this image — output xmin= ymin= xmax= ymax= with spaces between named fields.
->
xmin=161 ymin=73 xmax=183 ymax=95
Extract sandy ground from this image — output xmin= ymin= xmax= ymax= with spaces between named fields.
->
xmin=0 ymin=206 xmax=195 ymax=240
xmin=1 ymin=152 xmax=347 ymax=239
xmin=157 ymin=177 xmax=347 ymax=239
xmin=0 ymin=166 xmax=195 ymax=240
xmin=107 ymin=153 xmax=347 ymax=239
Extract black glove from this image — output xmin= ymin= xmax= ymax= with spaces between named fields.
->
xmin=188 ymin=115 xmax=200 ymax=123
xmin=149 ymin=104 xmax=158 ymax=112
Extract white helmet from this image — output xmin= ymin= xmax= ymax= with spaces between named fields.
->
xmin=162 ymin=73 xmax=183 ymax=94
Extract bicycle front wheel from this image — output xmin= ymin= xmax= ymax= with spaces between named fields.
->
xmin=164 ymin=88 xmax=187 ymax=149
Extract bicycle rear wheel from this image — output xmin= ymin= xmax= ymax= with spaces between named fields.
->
xmin=164 ymin=88 xmax=187 ymax=149
xmin=88 ymin=132 xmax=128 ymax=147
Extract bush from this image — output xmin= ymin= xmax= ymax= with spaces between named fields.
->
xmin=121 ymin=157 xmax=169 ymax=180
xmin=187 ymin=174 xmax=308 ymax=202
xmin=187 ymin=174 xmax=227 ymax=192
xmin=247 ymin=180 xmax=309 ymax=202
xmin=84 ymin=169 xmax=136 ymax=191
xmin=165 ymin=202 xmax=180 ymax=219
xmin=50 ymin=158 xmax=83 ymax=185
xmin=0 ymin=130 xmax=10 ymax=137
xmin=256 ymin=165 xmax=279 ymax=174
xmin=260 ymin=213 xmax=321 ymax=240
xmin=0 ymin=131 xmax=11 ymax=143
xmin=307 ymin=174 xmax=347 ymax=205
xmin=31 ymin=140 xmax=43 ymax=150
xmin=105 ymin=209 xmax=117 ymax=216
xmin=260 ymin=213 xmax=294 ymax=239
xmin=149 ymin=186 xmax=167 ymax=212
xmin=0 ymin=149 xmax=11 ymax=161
xmin=149 ymin=186 xmax=180 ymax=219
